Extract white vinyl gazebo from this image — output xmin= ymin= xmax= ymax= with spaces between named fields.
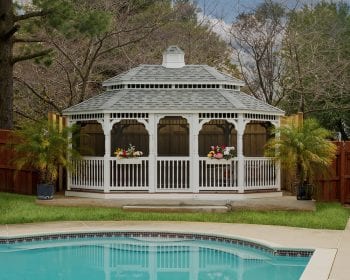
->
xmin=63 ymin=46 xmax=284 ymax=199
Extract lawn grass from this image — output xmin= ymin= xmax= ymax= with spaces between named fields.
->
xmin=0 ymin=192 xmax=349 ymax=229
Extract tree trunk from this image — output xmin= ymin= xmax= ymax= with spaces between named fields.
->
xmin=0 ymin=0 xmax=14 ymax=129
xmin=337 ymin=119 xmax=349 ymax=141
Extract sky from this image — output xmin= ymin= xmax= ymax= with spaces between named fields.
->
xmin=196 ymin=0 xmax=350 ymax=22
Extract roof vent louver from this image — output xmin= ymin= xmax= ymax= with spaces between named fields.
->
xmin=162 ymin=46 xmax=185 ymax=68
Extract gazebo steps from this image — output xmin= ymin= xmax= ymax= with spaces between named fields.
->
xmin=122 ymin=205 xmax=230 ymax=213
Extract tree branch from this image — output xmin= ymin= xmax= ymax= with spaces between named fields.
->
xmin=14 ymin=76 xmax=61 ymax=112
xmin=12 ymin=48 xmax=52 ymax=64
xmin=50 ymin=40 xmax=85 ymax=80
xmin=14 ymin=10 xmax=48 ymax=22
xmin=1 ymin=24 xmax=20 ymax=40
xmin=14 ymin=37 xmax=45 ymax=43
xmin=304 ymin=106 xmax=350 ymax=115
xmin=14 ymin=109 xmax=39 ymax=122
xmin=97 ymin=26 xmax=159 ymax=58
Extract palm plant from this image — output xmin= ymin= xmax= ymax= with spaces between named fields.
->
xmin=265 ymin=118 xmax=336 ymax=198
xmin=12 ymin=119 xmax=80 ymax=188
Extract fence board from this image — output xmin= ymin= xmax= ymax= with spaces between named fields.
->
xmin=316 ymin=141 xmax=350 ymax=203
xmin=0 ymin=130 xmax=38 ymax=195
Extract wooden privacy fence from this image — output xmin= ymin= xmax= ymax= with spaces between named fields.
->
xmin=0 ymin=130 xmax=38 ymax=195
xmin=317 ymin=141 xmax=350 ymax=203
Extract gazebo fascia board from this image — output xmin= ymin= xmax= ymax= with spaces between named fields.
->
xmin=64 ymin=46 xmax=284 ymax=198
xmin=102 ymin=80 xmax=246 ymax=87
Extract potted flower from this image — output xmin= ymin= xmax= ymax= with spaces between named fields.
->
xmin=114 ymin=144 xmax=143 ymax=159
xmin=264 ymin=118 xmax=336 ymax=200
xmin=11 ymin=119 xmax=80 ymax=200
xmin=208 ymin=145 xmax=236 ymax=160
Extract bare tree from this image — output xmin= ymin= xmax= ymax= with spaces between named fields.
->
xmin=228 ymin=0 xmax=286 ymax=106
xmin=281 ymin=2 xmax=350 ymax=139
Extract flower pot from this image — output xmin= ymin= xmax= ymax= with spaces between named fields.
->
xmin=214 ymin=153 xmax=223 ymax=159
xmin=37 ymin=183 xmax=55 ymax=200
xmin=296 ymin=183 xmax=313 ymax=200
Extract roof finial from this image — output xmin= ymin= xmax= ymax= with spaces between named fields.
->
xmin=162 ymin=46 xmax=185 ymax=68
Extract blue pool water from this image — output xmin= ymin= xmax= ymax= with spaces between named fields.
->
xmin=0 ymin=234 xmax=311 ymax=280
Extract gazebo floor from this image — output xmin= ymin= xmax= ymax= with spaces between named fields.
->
xmin=64 ymin=189 xmax=282 ymax=201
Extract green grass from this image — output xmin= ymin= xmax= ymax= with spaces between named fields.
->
xmin=0 ymin=192 xmax=349 ymax=229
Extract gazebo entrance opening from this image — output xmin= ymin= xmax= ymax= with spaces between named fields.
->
xmin=157 ymin=116 xmax=190 ymax=191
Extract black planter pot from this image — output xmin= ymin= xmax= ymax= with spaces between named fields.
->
xmin=37 ymin=184 xmax=55 ymax=200
xmin=297 ymin=183 xmax=313 ymax=200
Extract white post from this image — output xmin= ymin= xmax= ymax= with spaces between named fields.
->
xmin=148 ymin=114 xmax=156 ymax=193
xmin=103 ymin=115 xmax=111 ymax=193
xmin=274 ymin=118 xmax=281 ymax=191
xmin=66 ymin=118 xmax=74 ymax=191
xmin=190 ymin=114 xmax=200 ymax=193
xmin=236 ymin=114 xmax=247 ymax=193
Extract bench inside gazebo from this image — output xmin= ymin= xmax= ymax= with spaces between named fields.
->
xmin=63 ymin=46 xmax=284 ymax=199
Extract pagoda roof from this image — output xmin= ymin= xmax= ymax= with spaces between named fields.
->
xmin=63 ymin=88 xmax=283 ymax=114
xmin=102 ymin=65 xmax=244 ymax=86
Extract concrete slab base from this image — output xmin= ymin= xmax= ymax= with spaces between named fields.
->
xmin=38 ymin=193 xmax=315 ymax=211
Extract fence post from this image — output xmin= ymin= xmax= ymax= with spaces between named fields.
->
xmin=340 ymin=142 xmax=346 ymax=204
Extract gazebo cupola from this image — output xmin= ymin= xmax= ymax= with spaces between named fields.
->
xmin=63 ymin=46 xmax=284 ymax=199
xmin=162 ymin=45 xmax=185 ymax=68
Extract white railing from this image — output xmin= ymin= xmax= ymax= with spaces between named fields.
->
xmin=70 ymin=157 xmax=104 ymax=190
xmin=69 ymin=156 xmax=279 ymax=192
xmin=110 ymin=157 xmax=149 ymax=190
xmin=244 ymin=157 xmax=277 ymax=190
xmin=157 ymin=157 xmax=190 ymax=191
xmin=199 ymin=158 xmax=238 ymax=191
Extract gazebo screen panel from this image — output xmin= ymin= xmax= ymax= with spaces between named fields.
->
xmin=243 ymin=122 xmax=274 ymax=157
xmin=74 ymin=121 xmax=105 ymax=156
xmin=111 ymin=120 xmax=149 ymax=156
xmin=158 ymin=117 xmax=189 ymax=156
xmin=198 ymin=120 xmax=237 ymax=157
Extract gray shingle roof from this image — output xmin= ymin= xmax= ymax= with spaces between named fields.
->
xmin=102 ymin=65 xmax=244 ymax=85
xmin=63 ymin=89 xmax=284 ymax=114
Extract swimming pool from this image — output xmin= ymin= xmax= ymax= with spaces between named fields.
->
xmin=0 ymin=231 xmax=312 ymax=280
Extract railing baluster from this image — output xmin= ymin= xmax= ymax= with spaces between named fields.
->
xmin=184 ymin=160 xmax=187 ymax=189
xmin=136 ymin=163 xmax=139 ymax=187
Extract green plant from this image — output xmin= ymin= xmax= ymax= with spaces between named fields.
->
xmin=11 ymin=119 xmax=80 ymax=184
xmin=265 ymin=118 xmax=337 ymax=189
xmin=0 ymin=192 xmax=348 ymax=229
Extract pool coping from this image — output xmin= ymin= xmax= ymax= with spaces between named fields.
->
xmin=0 ymin=224 xmax=336 ymax=280
xmin=0 ymin=229 xmax=314 ymax=257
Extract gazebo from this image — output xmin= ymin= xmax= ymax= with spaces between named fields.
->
xmin=63 ymin=46 xmax=284 ymax=199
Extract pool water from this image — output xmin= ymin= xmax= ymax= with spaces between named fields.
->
xmin=0 ymin=235 xmax=311 ymax=280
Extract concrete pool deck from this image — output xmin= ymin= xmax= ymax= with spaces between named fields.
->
xmin=0 ymin=220 xmax=348 ymax=279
